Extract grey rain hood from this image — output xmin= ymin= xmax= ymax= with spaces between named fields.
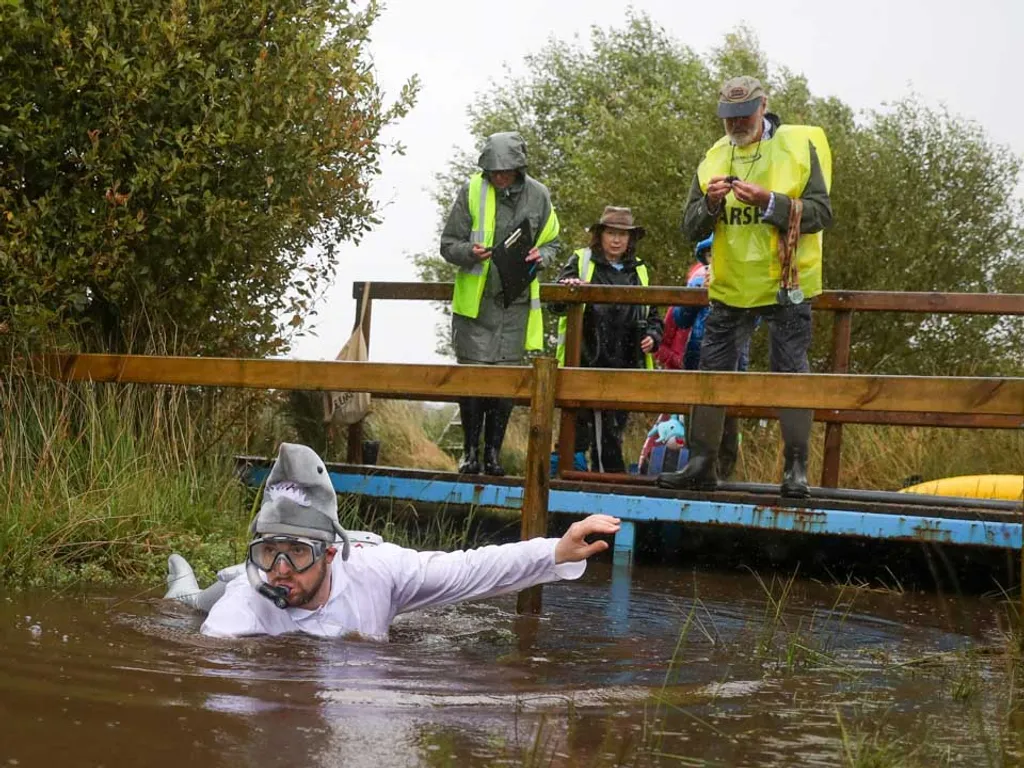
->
xmin=478 ymin=132 xmax=528 ymax=172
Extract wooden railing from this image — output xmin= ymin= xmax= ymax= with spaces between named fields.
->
xmin=349 ymin=282 xmax=1024 ymax=487
xmin=45 ymin=351 xmax=1024 ymax=614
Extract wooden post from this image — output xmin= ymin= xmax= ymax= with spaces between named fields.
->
xmin=346 ymin=283 xmax=373 ymax=464
xmin=518 ymin=356 xmax=558 ymax=615
xmin=556 ymin=303 xmax=584 ymax=477
xmin=820 ymin=310 xmax=853 ymax=487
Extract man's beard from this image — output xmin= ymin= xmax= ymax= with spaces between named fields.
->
xmin=277 ymin=560 xmax=330 ymax=608
xmin=728 ymin=125 xmax=758 ymax=147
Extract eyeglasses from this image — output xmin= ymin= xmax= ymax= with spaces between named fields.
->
xmin=248 ymin=536 xmax=327 ymax=573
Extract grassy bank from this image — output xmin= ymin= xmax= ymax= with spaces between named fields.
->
xmin=0 ymin=365 xmax=251 ymax=587
xmin=2 ymin=352 xmax=1019 ymax=589
xmin=0 ymin=366 xmax=473 ymax=589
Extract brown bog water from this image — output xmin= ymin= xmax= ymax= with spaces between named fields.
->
xmin=2 ymin=564 xmax=1021 ymax=767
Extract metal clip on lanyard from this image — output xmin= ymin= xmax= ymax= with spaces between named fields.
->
xmin=776 ymin=198 xmax=805 ymax=306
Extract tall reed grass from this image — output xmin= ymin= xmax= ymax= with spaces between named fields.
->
xmin=0 ymin=362 xmax=490 ymax=587
xmin=0 ymin=357 xmax=275 ymax=587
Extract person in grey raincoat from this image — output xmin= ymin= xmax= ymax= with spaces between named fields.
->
xmin=440 ymin=132 xmax=560 ymax=476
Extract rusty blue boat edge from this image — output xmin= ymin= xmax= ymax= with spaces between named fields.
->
xmin=242 ymin=467 xmax=1021 ymax=551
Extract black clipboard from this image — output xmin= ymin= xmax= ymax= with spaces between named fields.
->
xmin=490 ymin=218 xmax=535 ymax=308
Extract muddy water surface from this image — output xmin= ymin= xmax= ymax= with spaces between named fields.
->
xmin=2 ymin=564 xmax=1021 ymax=767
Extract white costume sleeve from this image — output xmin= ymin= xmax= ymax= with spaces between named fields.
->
xmin=200 ymin=574 xmax=265 ymax=637
xmin=390 ymin=537 xmax=586 ymax=615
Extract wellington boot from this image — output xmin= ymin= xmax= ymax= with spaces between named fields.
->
xmin=778 ymin=408 xmax=812 ymax=498
xmin=657 ymin=406 xmax=725 ymax=491
xmin=458 ymin=397 xmax=484 ymax=474
xmin=780 ymin=445 xmax=810 ymax=498
xmin=483 ymin=400 xmax=513 ymax=476
xmin=459 ymin=446 xmax=481 ymax=475
xmin=717 ymin=416 xmax=740 ymax=480
xmin=656 ymin=453 xmax=719 ymax=490
xmin=483 ymin=446 xmax=505 ymax=477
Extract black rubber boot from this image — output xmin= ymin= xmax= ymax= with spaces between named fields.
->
xmin=657 ymin=406 xmax=725 ymax=491
xmin=483 ymin=399 xmax=513 ymax=476
xmin=717 ymin=416 xmax=740 ymax=480
xmin=781 ymin=445 xmax=810 ymax=498
xmin=458 ymin=398 xmax=484 ymax=475
xmin=779 ymin=408 xmax=812 ymax=498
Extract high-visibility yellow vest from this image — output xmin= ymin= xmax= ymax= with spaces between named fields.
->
xmin=555 ymin=247 xmax=654 ymax=369
xmin=697 ymin=125 xmax=832 ymax=308
xmin=451 ymin=172 xmax=560 ymax=351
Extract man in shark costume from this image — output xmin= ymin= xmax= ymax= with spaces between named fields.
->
xmin=165 ymin=443 xmax=620 ymax=640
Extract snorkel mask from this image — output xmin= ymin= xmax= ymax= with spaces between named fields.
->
xmin=245 ymin=535 xmax=333 ymax=609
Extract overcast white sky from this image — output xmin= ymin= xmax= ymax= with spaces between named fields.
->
xmin=289 ymin=0 xmax=1023 ymax=364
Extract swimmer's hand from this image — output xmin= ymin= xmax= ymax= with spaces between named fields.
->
xmin=554 ymin=514 xmax=622 ymax=564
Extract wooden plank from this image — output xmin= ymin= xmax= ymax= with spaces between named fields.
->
xmin=820 ymin=290 xmax=1024 ymax=315
xmin=356 ymin=282 xmax=1024 ymax=315
xmin=556 ymin=369 xmax=1024 ymax=416
xmin=43 ymin=354 xmax=1024 ymax=418
xmin=518 ymin=357 xmax=558 ymax=616
xmin=346 ymin=293 xmax=372 ymax=464
xmin=821 ymin=310 xmax=853 ymax=487
xmin=556 ymin=305 xmax=584 ymax=479
xmin=44 ymin=355 xmax=534 ymax=402
xmin=731 ymin=407 xmax=1022 ymax=430
xmin=355 ymin=281 xmax=451 ymax=302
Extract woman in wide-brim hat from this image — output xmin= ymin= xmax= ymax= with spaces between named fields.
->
xmin=551 ymin=206 xmax=663 ymax=474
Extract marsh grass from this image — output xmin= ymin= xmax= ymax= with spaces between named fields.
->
xmin=0 ymin=360 xmax=254 ymax=587
xmin=0 ymin=358 xmax=487 ymax=588
xmin=405 ymin=404 xmax=1022 ymax=493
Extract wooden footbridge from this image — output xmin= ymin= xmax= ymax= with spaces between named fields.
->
xmin=45 ymin=281 xmax=1024 ymax=611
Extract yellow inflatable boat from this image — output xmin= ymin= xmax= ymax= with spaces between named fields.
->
xmin=900 ymin=475 xmax=1023 ymax=502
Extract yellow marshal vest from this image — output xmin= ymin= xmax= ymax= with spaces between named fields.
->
xmin=697 ymin=125 xmax=832 ymax=308
xmin=451 ymin=172 xmax=560 ymax=351
xmin=556 ymin=248 xmax=654 ymax=369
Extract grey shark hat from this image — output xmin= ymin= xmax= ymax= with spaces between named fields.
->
xmin=251 ymin=443 xmax=350 ymax=560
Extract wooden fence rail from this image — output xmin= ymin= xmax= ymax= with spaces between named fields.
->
xmin=43 ymin=354 xmax=1024 ymax=418
xmin=42 ymin=352 xmax=1024 ymax=613
xmin=350 ymin=281 xmax=1024 ymax=486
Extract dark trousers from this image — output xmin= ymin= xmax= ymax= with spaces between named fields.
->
xmin=699 ymin=301 xmax=812 ymax=374
xmin=698 ymin=301 xmax=814 ymax=454
xmin=575 ymin=409 xmax=629 ymax=473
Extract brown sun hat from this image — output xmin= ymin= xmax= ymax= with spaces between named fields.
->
xmin=588 ymin=206 xmax=646 ymax=240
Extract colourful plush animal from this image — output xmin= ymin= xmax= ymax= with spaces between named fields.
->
xmin=648 ymin=414 xmax=686 ymax=449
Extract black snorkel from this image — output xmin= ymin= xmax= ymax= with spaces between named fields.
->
xmin=246 ymin=560 xmax=290 ymax=609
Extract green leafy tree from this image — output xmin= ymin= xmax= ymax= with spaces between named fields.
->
xmin=415 ymin=14 xmax=1024 ymax=375
xmin=1 ymin=0 xmax=417 ymax=355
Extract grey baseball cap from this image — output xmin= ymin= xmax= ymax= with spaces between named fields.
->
xmin=717 ymin=76 xmax=766 ymax=118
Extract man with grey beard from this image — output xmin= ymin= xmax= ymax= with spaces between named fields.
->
xmin=658 ymin=76 xmax=833 ymax=498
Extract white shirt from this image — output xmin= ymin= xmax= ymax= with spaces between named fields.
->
xmin=200 ymin=537 xmax=585 ymax=640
